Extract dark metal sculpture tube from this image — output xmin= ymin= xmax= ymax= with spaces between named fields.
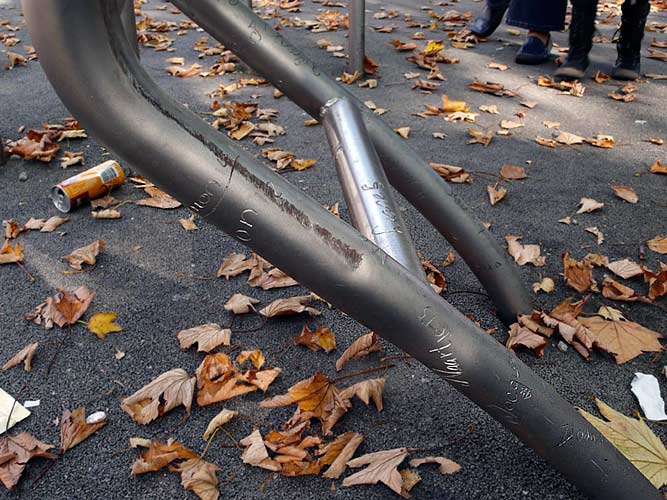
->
xmin=21 ymin=1 xmax=660 ymax=499
xmin=119 ymin=0 xmax=138 ymax=57
xmin=347 ymin=0 xmax=365 ymax=75
xmin=168 ymin=0 xmax=532 ymax=326
xmin=321 ymin=97 xmax=425 ymax=279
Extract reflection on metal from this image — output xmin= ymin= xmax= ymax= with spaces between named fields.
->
xmin=120 ymin=0 xmax=139 ymax=57
xmin=347 ymin=0 xmax=365 ymax=75
xmin=167 ymin=0 xmax=532 ymax=326
xmin=321 ymin=97 xmax=424 ymax=279
xmin=20 ymin=1 xmax=662 ymax=498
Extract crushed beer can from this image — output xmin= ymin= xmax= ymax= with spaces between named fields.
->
xmin=51 ymin=160 xmax=125 ymax=213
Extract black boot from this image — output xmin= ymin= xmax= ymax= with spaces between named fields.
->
xmin=611 ymin=0 xmax=650 ymax=80
xmin=470 ymin=0 xmax=510 ymax=38
xmin=555 ymin=0 xmax=598 ymax=81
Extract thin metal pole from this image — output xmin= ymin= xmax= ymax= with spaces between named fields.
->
xmin=321 ymin=97 xmax=424 ymax=279
xmin=347 ymin=0 xmax=365 ymax=75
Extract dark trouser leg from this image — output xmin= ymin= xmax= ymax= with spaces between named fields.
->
xmin=612 ymin=0 xmax=651 ymax=80
xmin=555 ymin=0 xmax=598 ymax=80
xmin=469 ymin=0 xmax=511 ymax=38
xmin=506 ymin=0 xmax=567 ymax=32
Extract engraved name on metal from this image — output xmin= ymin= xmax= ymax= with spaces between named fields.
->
xmin=419 ymin=306 xmax=469 ymax=386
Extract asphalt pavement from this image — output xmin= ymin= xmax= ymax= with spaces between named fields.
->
xmin=0 ymin=0 xmax=666 ymax=499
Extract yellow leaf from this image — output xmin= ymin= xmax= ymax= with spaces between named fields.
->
xmin=87 ymin=312 xmax=122 ymax=340
xmin=580 ymin=398 xmax=667 ymax=488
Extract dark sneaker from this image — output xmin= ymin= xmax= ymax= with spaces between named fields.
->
xmin=470 ymin=2 xmax=510 ymax=38
xmin=554 ymin=56 xmax=589 ymax=81
xmin=515 ymin=35 xmax=552 ymax=65
xmin=610 ymin=0 xmax=650 ymax=81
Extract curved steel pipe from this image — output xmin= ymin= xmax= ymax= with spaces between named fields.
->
xmin=21 ymin=2 xmax=660 ymax=499
xmin=168 ymin=0 xmax=533 ymax=326
xmin=321 ymin=97 xmax=425 ymax=279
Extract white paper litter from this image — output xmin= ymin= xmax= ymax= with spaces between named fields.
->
xmin=631 ymin=372 xmax=667 ymax=421
xmin=0 ymin=387 xmax=31 ymax=434
xmin=23 ymin=400 xmax=40 ymax=408
xmin=86 ymin=411 xmax=107 ymax=424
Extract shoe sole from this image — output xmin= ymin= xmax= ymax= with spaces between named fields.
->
xmin=554 ymin=67 xmax=586 ymax=81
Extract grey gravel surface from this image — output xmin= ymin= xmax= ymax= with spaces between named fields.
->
xmin=1 ymin=0 xmax=666 ymax=499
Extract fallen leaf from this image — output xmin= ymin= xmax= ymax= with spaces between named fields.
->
xmin=505 ymin=235 xmax=546 ymax=266
xmin=479 ymin=104 xmax=499 ymax=114
xmin=409 ymin=456 xmax=461 ymax=475
xmin=430 ymin=163 xmax=471 ymax=183
xmin=91 ymin=209 xmax=122 ymax=219
xmin=224 ymin=294 xmax=260 ymax=314
xmin=532 ymin=277 xmax=555 ymax=294
xmin=179 ymin=215 xmax=198 ymax=231
xmin=336 ymin=333 xmax=382 ymax=371
xmin=543 ymin=121 xmax=561 ymax=129
xmin=340 ymin=378 xmax=385 ymax=411
xmin=171 ymin=458 xmax=219 ymax=500
xmin=488 ymin=62 xmax=508 ymax=71
xmin=394 ymin=127 xmax=410 ymax=139
xmin=648 ymin=236 xmax=667 ymax=254
xmin=642 ymin=263 xmax=667 ymax=300
xmin=597 ymin=305 xmax=626 ymax=321
xmin=121 ymin=368 xmax=196 ymax=425
xmin=506 ymin=323 xmax=548 ymax=357
xmin=40 ymin=216 xmax=69 ymax=233
xmin=580 ymin=398 xmax=667 ymax=488
xmin=611 ymin=185 xmax=638 ymax=204
xmin=260 ymin=372 xmax=351 ymax=435
xmin=607 ymin=259 xmax=643 ymax=279
xmin=25 ymin=286 xmax=95 ymax=329
xmin=578 ymin=315 xmax=662 ymax=364
xmin=216 ymin=253 xmax=255 ymax=279
xmin=203 ymin=409 xmax=238 ymax=441
xmin=535 ymin=135 xmax=558 ymax=148
xmin=60 ymin=407 xmax=107 ymax=454
xmin=594 ymin=70 xmax=610 ymax=83
xmin=500 ymin=120 xmax=524 ymax=130
xmin=556 ymin=131 xmax=585 ymax=145
xmin=131 ymin=438 xmax=198 ymax=475
xmin=236 ymin=349 xmax=266 ymax=370
xmin=318 ymin=432 xmax=364 ymax=479
xmin=400 ymin=468 xmax=422 ymax=491
xmin=0 ymin=433 xmax=56 ymax=490
xmin=577 ymin=197 xmax=604 ymax=214
xmin=1 ymin=343 xmax=38 ymax=372
xmin=563 ymin=253 xmax=596 ymax=293
xmin=585 ymin=226 xmax=605 ymax=245
xmin=601 ymin=277 xmax=649 ymax=303
xmin=467 ymin=128 xmax=493 ymax=146
xmin=650 ymin=160 xmax=667 ymax=175
xmin=259 ymin=295 xmax=321 ymax=318
xmin=467 ymin=79 xmax=516 ymax=97
xmin=136 ymin=187 xmax=182 ymax=209
xmin=294 ymin=325 xmax=337 ymax=353
xmin=587 ymin=134 xmax=616 ymax=148
xmin=342 ymin=447 xmax=409 ymax=495
xmin=62 ymin=240 xmax=105 ymax=270
xmin=87 ymin=312 xmax=123 ymax=340
xmin=0 ymin=241 xmax=24 ymax=265
xmin=487 ymin=185 xmax=507 ymax=206
xmin=178 ymin=324 xmax=231 ymax=353
xmin=500 ymin=164 xmax=527 ymax=180
xmin=239 ymin=429 xmax=281 ymax=471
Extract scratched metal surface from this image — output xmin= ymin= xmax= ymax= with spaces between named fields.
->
xmin=0 ymin=0 xmax=666 ymax=499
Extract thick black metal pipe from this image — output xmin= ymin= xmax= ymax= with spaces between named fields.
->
xmin=21 ymin=2 xmax=660 ymax=499
xmin=120 ymin=0 xmax=138 ymax=57
xmin=168 ymin=0 xmax=533 ymax=326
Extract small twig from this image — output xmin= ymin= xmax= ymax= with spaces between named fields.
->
xmin=15 ymin=262 xmax=36 ymax=282
xmin=231 ymin=315 xmax=269 ymax=334
xmin=166 ymin=413 xmax=190 ymax=435
xmin=331 ymin=364 xmax=395 ymax=384
xmin=200 ymin=428 xmax=219 ymax=460
xmin=175 ymin=272 xmax=214 ymax=281
xmin=380 ymin=355 xmax=413 ymax=363
xmin=237 ymin=413 xmax=272 ymax=427
xmin=221 ymin=428 xmax=241 ymax=450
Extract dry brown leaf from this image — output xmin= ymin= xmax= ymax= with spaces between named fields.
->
xmin=0 ymin=241 xmax=23 ymax=265
xmin=648 ymin=235 xmax=667 ymax=254
xmin=505 ymin=235 xmax=546 ymax=267
xmin=90 ymin=195 xmax=117 ymax=210
xmin=340 ymin=377 xmax=385 ymax=411
xmin=166 ymin=63 xmax=202 ymax=77
xmin=40 ymin=216 xmax=69 ymax=233
xmin=171 ymin=458 xmax=219 ymax=500
xmin=606 ymin=259 xmax=643 ymax=279
xmin=229 ymin=121 xmax=255 ymax=141
xmin=400 ymin=469 xmax=422 ymax=491
xmin=131 ymin=438 xmax=198 ymax=475
xmin=422 ymin=259 xmax=447 ymax=294
xmin=294 ymin=325 xmax=337 ymax=353
xmin=532 ymin=277 xmax=555 ymax=294
xmin=216 ymin=253 xmax=255 ymax=279
xmin=467 ymin=128 xmax=493 ymax=146
xmin=60 ymin=407 xmax=107 ymax=454
xmin=479 ymin=104 xmax=499 ymax=114
xmin=1 ymin=343 xmax=38 ymax=373
xmin=601 ymin=277 xmax=650 ymax=303
xmin=649 ymin=160 xmax=667 ymax=175
xmin=563 ymin=253 xmax=596 ymax=293
xmin=578 ymin=315 xmax=662 ymax=364
xmin=121 ymin=369 xmax=196 ymax=424
xmin=177 ymin=324 xmax=231 ymax=353
xmin=430 ymin=163 xmax=471 ymax=183
xmin=594 ymin=70 xmax=610 ymax=83
xmin=318 ymin=432 xmax=364 ymax=479
xmin=259 ymin=295 xmax=321 ymax=318
xmin=409 ymin=456 xmax=461 ymax=475
xmin=92 ymin=209 xmax=122 ymax=219
xmin=260 ymin=372 xmax=351 ymax=436
xmin=224 ymin=293 xmax=260 ymax=314
xmin=467 ymin=79 xmax=516 ymax=97
xmin=257 ymin=268 xmax=299 ymax=290
xmin=587 ymin=134 xmax=616 ymax=148
xmin=62 ymin=240 xmax=105 ymax=270
xmin=577 ymin=198 xmax=604 ymax=214
xmin=611 ymin=185 xmax=638 ymax=204
xmin=394 ymin=127 xmax=410 ymax=139
xmin=4 ymin=220 xmax=21 ymax=239
xmin=6 ymin=129 xmax=59 ymax=162
xmin=506 ymin=323 xmax=548 ymax=357
xmin=579 ymin=398 xmax=667 ymax=488
xmin=136 ymin=187 xmax=182 ymax=209
xmin=236 ymin=349 xmax=266 ymax=370
xmin=642 ymin=262 xmax=667 ymax=300
xmin=584 ymin=253 xmax=609 ymax=267
xmin=535 ymin=135 xmax=558 ymax=148
xmin=336 ymin=332 xmax=382 ymax=371
xmin=487 ymin=185 xmax=507 ymax=206
xmin=179 ymin=215 xmax=198 ymax=231
xmin=585 ymin=226 xmax=605 ymax=245
xmin=500 ymin=119 xmax=524 ymax=130
xmin=25 ymin=286 xmax=95 ymax=329
xmin=342 ymin=447 xmax=409 ymax=495
xmin=500 ymin=164 xmax=527 ymax=180
xmin=545 ymin=297 xmax=595 ymax=359
xmin=0 ymin=433 xmax=56 ymax=491
xmin=556 ymin=131 xmax=585 ymax=145
xmin=203 ymin=409 xmax=238 ymax=441
xmin=239 ymin=429 xmax=281 ymax=471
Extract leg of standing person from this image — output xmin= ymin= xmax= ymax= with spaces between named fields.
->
xmin=507 ymin=0 xmax=568 ymax=65
xmin=555 ymin=0 xmax=599 ymax=80
xmin=470 ymin=0 xmax=511 ymax=38
xmin=612 ymin=0 xmax=651 ymax=80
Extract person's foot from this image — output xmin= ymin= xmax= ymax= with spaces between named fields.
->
xmin=554 ymin=55 xmax=589 ymax=81
xmin=470 ymin=2 xmax=510 ymax=38
xmin=611 ymin=63 xmax=640 ymax=81
xmin=515 ymin=33 xmax=552 ymax=65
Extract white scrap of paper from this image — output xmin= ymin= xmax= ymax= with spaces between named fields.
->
xmin=631 ymin=372 xmax=667 ymax=421
xmin=86 ymin=411 xmax=107 ymax=425
xmin=23 ymin=400 xmax=40 ymax=409
xmin=0 ymin=387 xmax=31 ymax=434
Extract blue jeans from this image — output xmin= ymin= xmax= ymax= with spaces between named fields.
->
xmin=487 ymin=0 xmax=567 ymax=32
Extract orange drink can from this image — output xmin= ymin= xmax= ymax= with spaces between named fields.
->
xmin=51 ymin=160 xmax=125 ymax=213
